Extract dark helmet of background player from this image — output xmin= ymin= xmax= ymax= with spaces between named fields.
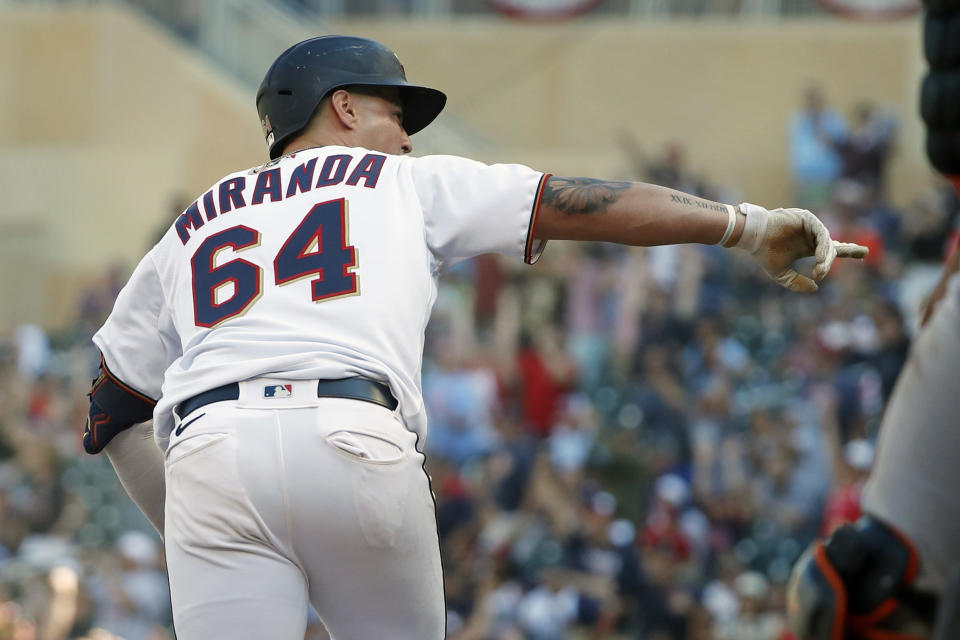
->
xmin=921 ymin=1 xmax=960 ymax=179
xmin=256 ymin=35 xmax=447 ymax=160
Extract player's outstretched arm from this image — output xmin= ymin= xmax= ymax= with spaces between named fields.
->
xmin=534 ymin=176 xmax=868 ymax=292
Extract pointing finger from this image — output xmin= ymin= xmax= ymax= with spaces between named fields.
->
xmin=834 ymin=242 xmax=869 ymax=259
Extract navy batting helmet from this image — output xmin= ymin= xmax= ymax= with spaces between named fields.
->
xmin=256 ymin=35 xmax=447 ymax=160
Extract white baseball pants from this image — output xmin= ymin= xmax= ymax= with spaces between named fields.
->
xmin=163 ymin=382 xmax=445 ymax=639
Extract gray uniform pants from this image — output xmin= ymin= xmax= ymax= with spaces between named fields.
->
xmin=163 ymin=383 xmax=445 ymax=639
xmin=862 ymin=274 xmax=960 ymax=594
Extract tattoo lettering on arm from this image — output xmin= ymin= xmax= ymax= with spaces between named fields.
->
xmin=669 ymin=193 xmax=728 ymax=214
xmin=542 ymin=176 xmax=632 ymax=215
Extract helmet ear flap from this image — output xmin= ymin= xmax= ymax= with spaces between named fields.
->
xmin=257 ymin=82 xmax=317 ymax=160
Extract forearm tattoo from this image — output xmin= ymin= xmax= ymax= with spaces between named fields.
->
xmin=542 ymin=176 xmax=631 ymax=215
xmin=669 ymin=193 xmax=727 ymax=214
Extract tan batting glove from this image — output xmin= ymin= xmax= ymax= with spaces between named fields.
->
xmin=734 ymin=203 xmax=869 ymax=293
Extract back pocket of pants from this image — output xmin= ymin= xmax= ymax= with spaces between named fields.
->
xmin=324 ymin=429 xmax=410 ymax=548
xmin=325 ymin=430 xmax=404 ymax=465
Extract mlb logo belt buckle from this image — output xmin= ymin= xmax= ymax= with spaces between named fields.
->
xmin=263 ymin=384 xmax=293 ymax=398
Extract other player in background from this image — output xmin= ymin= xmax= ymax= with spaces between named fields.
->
xmin=787 ymin=0 xmax=960 ymax=637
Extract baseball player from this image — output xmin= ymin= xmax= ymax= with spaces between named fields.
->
xmin=786 ymin=0 xmax=960 ymax=637
xmin=786 ymin=252 xmax=960 ymax=640
xmin=85 ymin=36 xmax=867 ymax=639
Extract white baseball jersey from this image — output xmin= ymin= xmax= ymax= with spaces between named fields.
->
xmin=94 ymin=146 xmax=549 ymax=451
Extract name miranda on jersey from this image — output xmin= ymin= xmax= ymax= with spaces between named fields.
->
xmin=175 ymin=152 xmax=386 ymax=245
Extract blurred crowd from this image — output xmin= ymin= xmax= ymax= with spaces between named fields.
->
xmin=1 ymin=85 xmax=959 ymax=640
xmin=0 ymin=273 xmax=174 ymax=640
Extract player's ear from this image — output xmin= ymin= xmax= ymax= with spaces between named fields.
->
xmin=329 ymin=89 xmax=359 ymax=130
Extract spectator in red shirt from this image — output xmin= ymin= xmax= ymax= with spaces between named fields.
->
xmin=514 ymin=327 xmax=578 ymax=438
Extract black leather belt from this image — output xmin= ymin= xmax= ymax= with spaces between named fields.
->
xmin=176 ymin=377 xmax=398 ymax=418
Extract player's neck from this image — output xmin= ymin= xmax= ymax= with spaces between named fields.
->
xmin=283 ymin=129 xmax=355 ymax=157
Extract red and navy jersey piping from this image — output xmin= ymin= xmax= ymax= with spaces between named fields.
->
xmin=98 ymin=355 xmax=158 ymax=406
xmin=524 ymin=173 xmax=551 ymax=265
